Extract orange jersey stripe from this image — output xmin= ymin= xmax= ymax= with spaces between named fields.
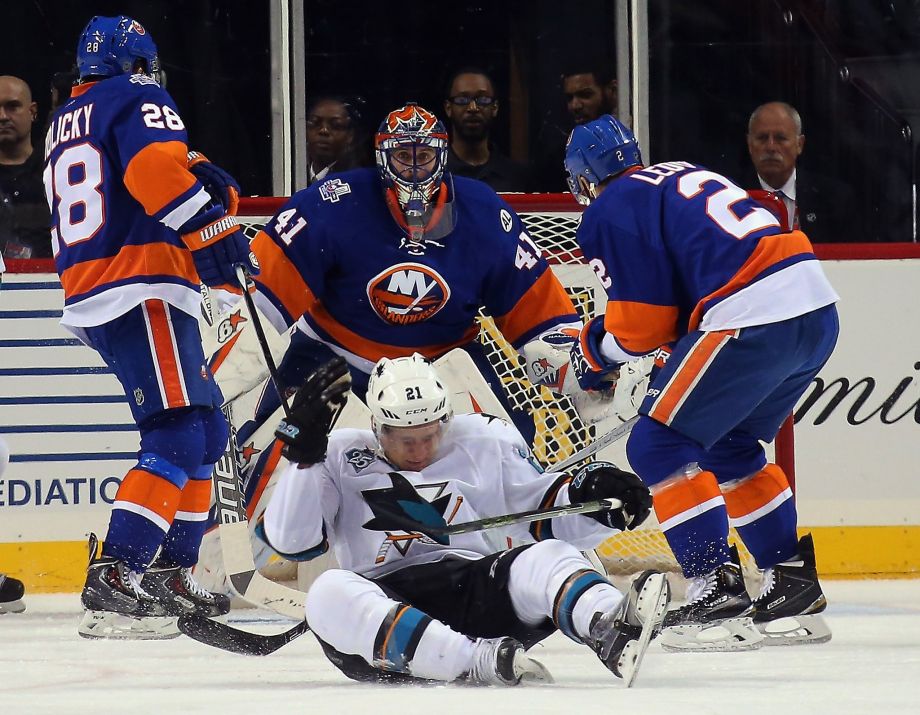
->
xmin=603 ymin=300 xmax=680 ymax=355
xmin=493 ymin=269 xmax=577 ymax=346
xmin=60 ymin=242 xmax=198 ymax=299
xmin=722 ymin=464 xmax=791 ymax=520
xmin=648 ymin=329 xmax=736 ymax=425
xmin=246 ymin=441 xmax=285 ymax=521
xmin=177 ymin=477 xmax=213 ymax=515
xmin=653 ymin=469 xmax=722 ymax=524
xmin=115 ymin=468 xmax=182 ymax=523
xmin=124 ymin=141 xmax=198 ymax=216
xmin=251 ymin=230 xmax=318 ymax=322
xmin=688 ymin=230 xmax=815 ymax=331
xmin=144 ymin=300 xmax=187 ymax=409
xmin=308 ymin=301 xmax=480 ymax=363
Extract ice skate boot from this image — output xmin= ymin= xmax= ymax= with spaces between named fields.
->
xmin=144 ymin=559 xmax=232 ymax=618
xmin=464 ymin=637 xmax=553 ymax=686
xmin=78 ymin=533 xmax=178 ymax=640
xmin=752 ymin=533 xmax=831 ymax=645
xmin=659 ymin=546 xmax=763 ymax=652
xmin=0 ymin=573 xmax=25 ymax=614
xmin=584 ymin=570 xmax=671 ymax=687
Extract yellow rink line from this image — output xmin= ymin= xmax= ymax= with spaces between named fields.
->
xmin=1 ymin=525 xmax=918 ymax=593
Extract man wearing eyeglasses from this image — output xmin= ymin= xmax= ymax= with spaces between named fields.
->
xmin=443 ymin=68 xmax=532 ymax=192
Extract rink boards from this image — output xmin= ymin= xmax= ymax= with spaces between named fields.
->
xmin=1 ymin=252 xmax=919 ymax=591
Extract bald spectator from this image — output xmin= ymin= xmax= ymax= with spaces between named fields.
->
xmin=443 ymin=67 xmax=532 ymax=192
xmin=745 ymin=101 xmax=854 ymax=243
xmin=0 ymin=75 xmax=51 ymax=259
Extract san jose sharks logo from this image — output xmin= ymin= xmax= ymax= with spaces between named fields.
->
xmin=366 ymin=263 xmax=450 ymax=325
xmin=361 ymin=473 xmax=458 ymax=555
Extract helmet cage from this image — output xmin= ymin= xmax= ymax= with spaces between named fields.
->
xmin=375 ymin=105 xmax=448 ymax=221
xmin=77 ymin=16 xmax=160 ymax=81
xmin=565 ymin=115 xmax=642 ymax=205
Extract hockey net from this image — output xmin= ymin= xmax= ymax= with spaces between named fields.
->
xmin=237 ymin=195 xmax=788 ymax=577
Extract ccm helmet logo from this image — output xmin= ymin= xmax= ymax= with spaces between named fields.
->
xmin=405 ymin=407 xmax=429 ymax=415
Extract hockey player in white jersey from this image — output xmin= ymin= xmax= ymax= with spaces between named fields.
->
xmin=260 ymin=354 xmax=671 ymax=686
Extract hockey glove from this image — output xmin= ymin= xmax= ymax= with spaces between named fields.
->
xmin=569 ymin=315 xmax=622 ymax=391
xmin=275 ymin=356 xmax=352 ymax=465
xmin=181 ymin=205 xmax=260 ymax=288
xmin=567 ymin=461 xmax=652 ymax=531
xmin=187 ymin=151 xmax=240 ymax=216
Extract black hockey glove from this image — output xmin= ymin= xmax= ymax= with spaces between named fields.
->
xmin=567 ymin=461 xmax=652 ymax=531
xmin=274 ymin=356 xmax=351 ymax=465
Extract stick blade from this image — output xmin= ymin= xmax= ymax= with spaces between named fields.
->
xmin=178 ymin=614 xmax=309 ymax=656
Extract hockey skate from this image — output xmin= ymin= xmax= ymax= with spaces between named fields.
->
xmin=584 ymin=570 xmax=671 ymax=687
xmin=464 ymin=637 xmax=553 ymax=686
xmin=78 ymin=533 xmax=179 ymax=640
xmin=752 ymin=533 xmax=832 ymax=645
xmin=0 ymin=573 xmax=25 ymax=614
xmin=144 ymin=560 xmax=232 ymax=618
xmin=659 ymin=546 xmax=764 ymax=653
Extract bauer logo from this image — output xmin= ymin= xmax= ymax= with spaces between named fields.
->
xmin=367 ymin=263 xmax=450 ymax=325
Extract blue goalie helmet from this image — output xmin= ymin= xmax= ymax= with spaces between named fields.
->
xmin=77 ymin=15 xmax=160 ymax=81
xmin=375 ymin=103 xmax=449 ymax=229
xmin=565 ymin=114 xmax=642 ymax=205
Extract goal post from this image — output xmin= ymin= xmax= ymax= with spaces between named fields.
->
xmin=236 ymin=194 xmax=794 ymax=577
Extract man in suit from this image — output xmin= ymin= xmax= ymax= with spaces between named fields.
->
xmin=745 ymin=101 xmax=853 ymax=243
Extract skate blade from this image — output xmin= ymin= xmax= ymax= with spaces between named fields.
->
xmin=513 ymin=652 xmax=554 ymax=684
xmin=78 ymin=610 xmax=180 ymax=640
xmin=756 ymin=614 xmax=832 ymax=645
xmin=621 ymin=572 xmax=672 ymax=687
xmin=0 ymin=599 xmax=26 ymax=614
xmin=660 ymin=617 xmax=765 ymax=653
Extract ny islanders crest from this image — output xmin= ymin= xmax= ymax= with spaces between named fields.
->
xmin=367 ymin=262 xmax=450 ymax=325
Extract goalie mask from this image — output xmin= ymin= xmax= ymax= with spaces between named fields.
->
xmin=77 ymin=15 xmax=160 ymax=82
xmin=375 ymin=104 xmax=451 ymax=246
xmin=565 ymin=114 xmax=642 ymax=206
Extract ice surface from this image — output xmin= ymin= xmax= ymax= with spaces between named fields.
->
xmin=2 ymin=579 xmax=918 ymax=715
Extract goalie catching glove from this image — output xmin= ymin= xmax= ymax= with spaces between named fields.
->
xmin=567 ymin=461 xmax=652 ymax=531
xmin=274 ymin=356 xmax=352 ymax=465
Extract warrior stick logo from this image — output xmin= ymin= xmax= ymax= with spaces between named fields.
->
xmin=367 ymin=263 xmax=450 ymax=325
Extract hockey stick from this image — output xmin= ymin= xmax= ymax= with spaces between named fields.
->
xmin=550 ymin=414 xmax=638 ymax=473
xmin=205 ymin=272 xmax=306 ymax=621
xmin=178 ymin=613 xmax=310 ymax=656
xmin=234 ymin=266 xmax=291 ymax=418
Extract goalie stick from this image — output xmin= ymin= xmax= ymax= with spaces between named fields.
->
xmin=205 ymin=270 xmax=305 ymax=620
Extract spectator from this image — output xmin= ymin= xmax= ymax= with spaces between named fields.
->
xmin=443 ymin=67 xmax=532 ymax=192
xmin=745 ymin=101 xmax=854 ymax=243
xmin=0 ymin=75 xmax=51 ymax=259
xmin=535 ymin=61 xmax=617 ymax=191
xmin=306 ymin=96 xmax=364 ymax=186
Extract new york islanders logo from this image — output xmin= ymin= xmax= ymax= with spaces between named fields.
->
xmin=367 ymin=263 xmax=450 ymax=325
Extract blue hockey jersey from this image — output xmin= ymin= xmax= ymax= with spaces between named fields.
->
xmin=44 ymin=74 xmax=212 ymax=329
xmin=577 ymin=161 xmax=838 ymax=361
xmin=250 ymin=169 xmax=579 ymax=369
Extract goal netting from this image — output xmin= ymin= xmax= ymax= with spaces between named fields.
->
xmin=237 ymin=195 xmax=788 ymax=577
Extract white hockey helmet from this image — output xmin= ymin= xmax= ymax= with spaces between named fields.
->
xmin=367 ymin=353 xmax=452 ymax=429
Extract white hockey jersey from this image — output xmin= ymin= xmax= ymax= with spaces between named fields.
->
xmin=261 ymin=413 xmax=615 ymax=579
